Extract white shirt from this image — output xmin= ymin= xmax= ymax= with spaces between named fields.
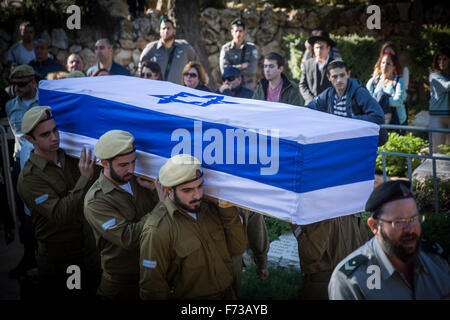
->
xmin=120 ymin=182 xmax=134 ymax=195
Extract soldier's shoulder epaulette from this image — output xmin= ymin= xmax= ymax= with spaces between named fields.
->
xmin=339 ymin=254 xmax=368 ymax=277
xmin=421 ymin=239 xmax=449 ymax=260
xmin=145 ymin=202 xmax=169 ymax=228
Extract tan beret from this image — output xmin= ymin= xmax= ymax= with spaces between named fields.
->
xmin=94 ymin=130 xmax=135 ymax=160
xmin=159 ymin=154 xmax=203 ymax=187
xmin=21 ymin=106 xmax=53 ymax=134
xmin=10 ymin=64 xmax=35 ymax=79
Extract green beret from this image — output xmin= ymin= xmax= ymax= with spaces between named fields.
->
xmin=21 ymin=106 xmax=53 ymax=134
xmin=10 ymin=64 xmax=35 ymax=80
xmin=230 ymin=18 xmax=245 ymax=28
xmin=94 ymin=130 xmax=135 ymax=160
xmin=159 ymin=154 xmax=203 ymax=187
xmin=159 ymin=15 xmax=174 ymax=26
xmin=365 ymin=180 xmax=414 ymax=215
xmin=67 ymin=70 xmax=85 ymax=78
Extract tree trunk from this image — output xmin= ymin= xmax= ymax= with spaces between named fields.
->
xmin=167 ymin=0 xmax=216 ymax=90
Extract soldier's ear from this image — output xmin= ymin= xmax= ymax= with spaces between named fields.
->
xmin=25 ymin=134 xmax=34 ymax=144
xmin=367 ymin=217 xmax=379 ymax=235
xmin=100 ymin=159 xmax=109 ymax=169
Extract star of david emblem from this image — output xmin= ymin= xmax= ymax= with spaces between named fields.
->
xmin=149 ymin=91 xmax=237 ymax=107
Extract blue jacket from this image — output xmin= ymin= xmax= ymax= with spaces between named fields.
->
xmin=429 ymin=71 xmax=450 ymax=116
xmin=306 ymin=78 xmax=385 ymax=125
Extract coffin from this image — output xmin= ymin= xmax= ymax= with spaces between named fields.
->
xmin=39 ymin=75 xmax=379 ymax=225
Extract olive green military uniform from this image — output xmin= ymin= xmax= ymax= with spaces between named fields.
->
xmin=219 ymin=41 xmax=258 ymax=91
xmin=17 ymin=149 xmax=100 ymax=298
xmin=328 ymin=237 xmax=450 ymax=299
xmin=139 ymin=39 xmax=197 ymax=85
xmin=83 ymin=171 xmax=158 ymax=300
xmin=139 ymin=197 xmax=247 ymax=300
xmin=291 ymin=213 xmax=369 ymax=300
xmin=232 ymin=209 xmax=269 ymax=298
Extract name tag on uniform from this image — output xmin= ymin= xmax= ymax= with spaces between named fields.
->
xmin=142 ymin=259 xmax=157 ymax=269
xmin=34 ymin=194 xmax=48 ymax=205
xmin=102 ymin=218 xmax=116 ymax=231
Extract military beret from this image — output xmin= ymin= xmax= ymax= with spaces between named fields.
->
xmin=365 ymin=180 xmax=414 ymax=215
xmin=67 ymin=70 xmax=85 ymax=78
xmin=21 ymin=106 xmax=53 ymax=134
xmin=222 ymin=66 xmax=241 ymax=79
xmin=231 ymin=18 xmax=245 ymax=28
xmin=94 ymin=130 xmax=135 ymax=160
xmin=159 ymin=154 xmax=203 ymax=187
xmin=10 ymin=64 xmax=35 ymax=80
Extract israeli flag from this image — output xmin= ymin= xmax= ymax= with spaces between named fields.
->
xmin=39 ymin=75 xmax=379 ymax=225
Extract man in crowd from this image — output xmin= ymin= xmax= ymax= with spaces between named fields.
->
xmin=306 ymin=60 xmax=385 ymax=125
xmin=139 ymin=154 xmax=246 ymax=299
xmin=329 ymin=180 xmax=450 ymax=299
xmin=139 ymin=16 xmax=197 ymax=85
xmin=253 ymin=52 xmax=302 ymax=106
xmin=292 ymin=60 xmax=384 ymax=300
xmin=66 ymin=53 xmax=85 ymax=74
xmin=84 ymin=130 xmax=160 ymax=300
xmin=8 ymin=22 xmax=36 ymax=67
xmin=28 ymin=39 xmax=65 ymax=79
xmin=5 ymin=65 xmax=40 ymax=278
xmin=17 ymin=106 xmax=100 ymax=299
xmin=86 ymin=39 xmax=131 ymax=76
xmin=219 ymin=18 xmax=258 ymax=91
xmin=299 ymin=30 xmax=338 ymax=104
xmin=217 ymin=66 xmax=253 ymax=98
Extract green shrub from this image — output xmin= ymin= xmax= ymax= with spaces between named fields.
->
xmin=264 ymin=215 xmax=292 ymax=242
xmin=376 ymin=132 xmax=429 ymax=177
xmin=438 ymin=144 xmax=450 ymax=155
xmin=413 ymin=177 xmax=450 ymax=214
xmin=240 ymin=263 xmax=302 ymax=300
xmin=421 ymin=211 xmax=450 ymax=256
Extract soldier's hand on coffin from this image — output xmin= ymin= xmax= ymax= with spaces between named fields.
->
xmin=136 ymin=176 xmax=155 ymax=190
xmin=241 ymin=62 xmax=249 ymax=70
xmin=154 ymin=178 xmax=168 ymax=202
xmin=79 ymin=147 xmax=95 ymax=180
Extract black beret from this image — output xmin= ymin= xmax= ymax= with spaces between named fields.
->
xmin=231 ymin=18 xmax=245 ymax=28
xmin=365 ymin=180 xmax=414 ymax=214
xmin=160 ymin=15 xmax=174 ymax=26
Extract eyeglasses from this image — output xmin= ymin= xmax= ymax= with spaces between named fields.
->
xmin=12 ymin=79 xmax=32 ymax=88
xmin=183 ymin=72 xmax=198 ymax=78
xmin=222 ymin=76 xmax=236 ymax=82
xmin=141 ymin=72 xmax=153 ymax=78
xmin=377 ymin=215 xmax=424 ymax=230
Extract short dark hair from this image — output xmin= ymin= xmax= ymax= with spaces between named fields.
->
xmin=141 ymin=60 xmax=163 ymax=79
xmin=264 ymin=52 xmax=284 ymax=68
xmin=326 ymin=60 xmax=349 ymax=75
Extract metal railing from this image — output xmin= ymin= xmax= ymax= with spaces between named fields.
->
xmin=378 ymin=124 xmax=450 ymax=214
xmin=0 ymin=125 xmax=16 ymax=225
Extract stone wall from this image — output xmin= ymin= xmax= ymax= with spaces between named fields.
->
xmin=1 ymin=2 xmax=448 ymax=86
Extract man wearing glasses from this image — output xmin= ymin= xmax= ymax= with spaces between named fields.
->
xmin=5 ymin=65 xmax=40 ymax=279
xmin=217 ymin=67 xmax=253 ymax=99
xmin=328 ymin=180 xmax=450 ymax=299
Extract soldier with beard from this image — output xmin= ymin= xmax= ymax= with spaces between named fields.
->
xmin=139 ymin=154 xmax=247 ymax=300
xmin=328 ymin=180 xmax=450 ymax=300
xmin=84 ymin=130 xmax=160 ymax=300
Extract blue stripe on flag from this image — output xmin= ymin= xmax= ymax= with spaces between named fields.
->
xmin=40 ymin=88 xmax=377 ymax=194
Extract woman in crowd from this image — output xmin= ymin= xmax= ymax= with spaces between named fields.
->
xmin=366 ymin=52 xmax=407 ymax=125
xmin=429 ymin=47 xmax=450 ymax=153
xmin=181 ymin=61 xmax=210 ymax=92
xmin=140 ymin=60 xmax=163 ymax=80
xmin=379 ymin=41 xmax=410 ymax=90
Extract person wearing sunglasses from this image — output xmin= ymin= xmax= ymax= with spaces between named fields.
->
xmin=181 ymin=61 xmax=210 ymax=92
xmin=217 ymin=66 xmax=253 ymax=99
xmin=5 ymin=64 xmax=40 ymax=280
xmin=329 ymin=180 xmax=450 ymax=300
xmin=140 ymin=60 xmax=163 ymax=80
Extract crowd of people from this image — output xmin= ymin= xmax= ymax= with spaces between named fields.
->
xmin=0 ymin=15 xmax=449 ymax=301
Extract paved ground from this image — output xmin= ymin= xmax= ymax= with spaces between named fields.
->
xmin=0 ymin=224 xmax=23 ymax=300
